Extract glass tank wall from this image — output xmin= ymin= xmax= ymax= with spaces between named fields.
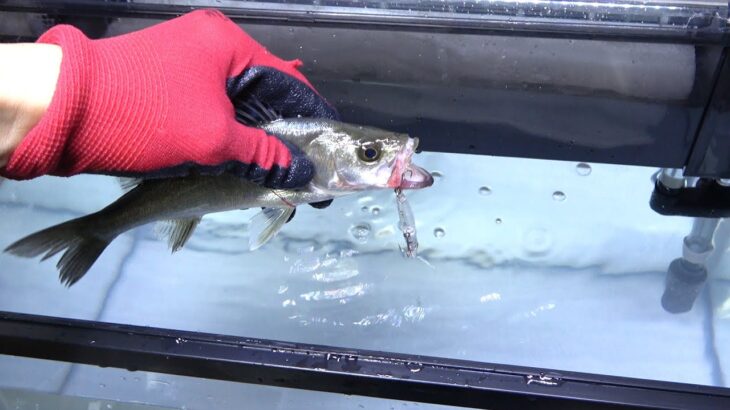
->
xmin=1 ymin=0 xmax=730 ymax=409
xmin=1 ymin=157 xmax=728 ymax=387
xmin=0 ymin=355 xmax=460 ymax=409
xmin=1 ymin=0 xmax=728 ymax=170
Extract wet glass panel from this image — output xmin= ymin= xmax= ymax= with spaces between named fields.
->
xmin=0 ymin=355 xmax=460 ymax=409
xmin=0 ymin=0 xmax=728 ymax=393
xmin=0 ymin=156 xmax=727 ymax=387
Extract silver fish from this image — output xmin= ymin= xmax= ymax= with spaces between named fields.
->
xmin=4 ymin=118 xmax=433 ymax=286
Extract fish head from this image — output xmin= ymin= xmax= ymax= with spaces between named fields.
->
xmin=305 ymin=123 xmax=434 ymax=193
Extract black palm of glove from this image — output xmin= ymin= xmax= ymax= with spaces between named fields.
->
xmin=228 ymin=66 xmax=338 ymax=217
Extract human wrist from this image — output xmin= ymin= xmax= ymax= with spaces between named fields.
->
xmin=0 ymin=43 xmax=62 ymax=168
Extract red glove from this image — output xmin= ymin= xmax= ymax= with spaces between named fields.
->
xmin=0 ymin=9 xmax=338 ymax=188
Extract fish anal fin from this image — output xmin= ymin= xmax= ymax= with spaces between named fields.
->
xmin=154 ymin=218 xmax=202 ymax=253
xmin=248 ymin=207 xmax=294 ymax=251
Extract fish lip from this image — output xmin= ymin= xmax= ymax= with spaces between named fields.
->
xmin=399 ymin=163 xmax=434 ymax=189
xmin=387 ymin=137 xmax=433 ymax=189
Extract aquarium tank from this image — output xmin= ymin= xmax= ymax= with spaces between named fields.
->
xmin=1 ymin=0 xmax=730 ymax=409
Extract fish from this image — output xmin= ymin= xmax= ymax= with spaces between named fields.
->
xmin=3 ymin=102 xmax=434 ymax=286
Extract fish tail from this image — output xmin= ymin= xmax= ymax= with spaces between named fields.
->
xmin=4 ymin=217 xmax=113 ymax=287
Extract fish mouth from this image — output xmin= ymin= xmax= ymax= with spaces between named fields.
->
xmin=389 ymin=137 xmax=434 ymax=190
xmin=399 ymin=163 xmax=434 ymax=189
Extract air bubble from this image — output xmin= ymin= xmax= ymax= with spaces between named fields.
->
xmin=479 ymin=186 xmax=492 ymax=195
xmin=576 ymin=163 xmax=592 ymax=176
xmin=371 ymin=207 xmax=381 ymax=216
xmin=495 ymin=218 xmax=503 ymax=224
xmin=350 ymin=223 xmax=371 ymax=242
xmin=433 ymin=228 xmax=445 ymax=238
xmin=361 ymin=206 xmax=369 ymax=213
xmin=431 ymin=171 xmax=443 ymax=179
xmin=552 ymin=191 xmax=566 ymax=201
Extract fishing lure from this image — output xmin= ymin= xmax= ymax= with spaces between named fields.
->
xmin=395 ymin=187 xmax=418 ymax=258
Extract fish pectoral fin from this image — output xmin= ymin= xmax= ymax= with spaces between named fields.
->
xmin=154 ymin=217 xmax=202 ymax=253
xmin=248 ymin=207 xmax=294 ymax=251
xmin=117 ymin=177 xmax=144 ymax=192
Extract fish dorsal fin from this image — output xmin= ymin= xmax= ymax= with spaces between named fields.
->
xmin=154 ymin=218 xmax=202 ymax=253
xmin=248 ymin=207 xmax=294 ymax=251
xmin=232 ymin=94 xmax=282 ymax=127
xmin=118 ymin=177 xmax=144 ymax=192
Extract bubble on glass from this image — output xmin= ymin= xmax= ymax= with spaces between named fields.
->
xmin=479 ymin=186 xmax=492 ymax=195
xmin=361 ymin=206 xmax=369 ymax=213
xmin=371 ymin=206 xmax=381 ymax=216
xmin=576 ymin=162 xmax=592 ymax=176
xmin=552 ymin=191 xmax=566 ymax=201
xmin=495 ymin=218 xmax=503 ymax=224
xmin=433 ymin=227 xmax=445 ymax=238
xmin=350 ymin=223 xmax=371 ymax=242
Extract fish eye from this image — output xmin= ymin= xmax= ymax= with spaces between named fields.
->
xmin=358 ymin=145 xmax=381 ymax=163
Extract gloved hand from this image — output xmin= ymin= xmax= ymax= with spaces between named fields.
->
xmin=0 ymin=9 xmax=338 ymax=189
